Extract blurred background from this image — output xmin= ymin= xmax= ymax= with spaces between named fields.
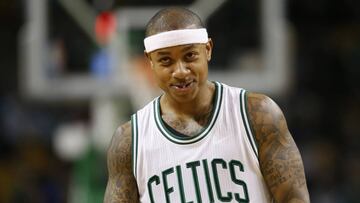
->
xmin=1 ymin=0 xmax=359 ymax=202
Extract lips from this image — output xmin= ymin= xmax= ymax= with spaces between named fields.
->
xmin=170 ymin=80 xmax=195 ymax=90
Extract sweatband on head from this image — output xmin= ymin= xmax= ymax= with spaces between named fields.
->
xmin=144 ymin=28 xmax=208 ymax=53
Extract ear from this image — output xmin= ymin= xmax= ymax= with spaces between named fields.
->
xmin=144 ymin=50 xmax=154 ymax=68
xmin=144 ymin=50 xmax=150 ymax=59
xmin=205 ymin=38 xmax=213 ymax=61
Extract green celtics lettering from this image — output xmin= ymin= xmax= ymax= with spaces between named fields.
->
xmin=147 ymin=159 xmax=249 ymax=203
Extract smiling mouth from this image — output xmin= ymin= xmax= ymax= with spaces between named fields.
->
xmin=171 ymin=80 xmax=195 ymax=89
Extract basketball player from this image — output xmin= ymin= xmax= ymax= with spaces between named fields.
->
xmin=104 ymin=7 xmax=310 ymax=203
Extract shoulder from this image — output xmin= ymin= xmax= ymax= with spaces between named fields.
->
xmin=108 ymin=121 xmax=132 ymax=154
xmin=246 ymin=92 xmax=284 ymax=122
xmin=245 ymin=92 xmax=289 ymax=145
xmin=246 ymin=92 xmax=280 ymax=112
xmin=107 ymin=121 xmax=133 ymax=175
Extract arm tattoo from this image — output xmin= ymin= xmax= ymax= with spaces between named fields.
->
xmin=247 ymin=93 xmax=310 ymax=203
xmin=104 ymin=122 xmax=139 ymax=203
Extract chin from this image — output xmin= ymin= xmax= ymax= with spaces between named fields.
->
xmin=172 ymin=90 xmax=198 ymax=103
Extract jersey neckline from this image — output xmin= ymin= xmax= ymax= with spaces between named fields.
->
xmin=153 ymin=81 xmax=223 ymax=145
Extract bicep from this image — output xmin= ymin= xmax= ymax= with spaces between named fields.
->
xmin=104 ymin=122 xmax=139 ymax=203
xmin=247 ymin=93 xmax=309 ymax=203
xmin=260 ymin=128 xmax=307 ymax=202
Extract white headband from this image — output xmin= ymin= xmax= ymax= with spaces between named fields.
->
xmin=144 ymin=28 xmax=208 ymax=53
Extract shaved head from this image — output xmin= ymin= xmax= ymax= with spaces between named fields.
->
xmin=145 ymin=7 xmax=204 ymax=37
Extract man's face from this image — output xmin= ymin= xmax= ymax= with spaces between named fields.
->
xmin=146 ymin=40 xmax=213 ymax=103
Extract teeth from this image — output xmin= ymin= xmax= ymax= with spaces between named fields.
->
xmin=173 ymin=81 xmax=192 ymax=89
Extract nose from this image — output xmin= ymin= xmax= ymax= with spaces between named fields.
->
xmin=172 ymin=61 xmax=190 ymax=79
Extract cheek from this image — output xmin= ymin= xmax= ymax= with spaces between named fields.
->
xmin=199 ymin=68 xmax=208 ymax=81
xmin=152 ymin=67 xmax=172 ymax=83
xmin=193 ymin=59 xmax=208 ymax=75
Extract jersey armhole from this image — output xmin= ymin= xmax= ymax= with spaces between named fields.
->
xmin=239 ymin=89 xmax=259 ymax=158
xmin=131 ymin=113 xmax=139 ymax=179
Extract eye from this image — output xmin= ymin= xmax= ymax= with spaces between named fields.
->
xmin=158 ymin=57 xmax=172 ymax=66
xmin=185 ymin=51 xmax=198 ymax=61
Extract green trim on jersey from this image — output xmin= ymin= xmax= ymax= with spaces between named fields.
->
xmin=239 ymin=89 xmax=259 ymax=157
xmin=153 ymin=81 xmax=223 ymax=145
xmin=131 ymin=113 xmax=139 ymax=178
xmin=244 ymin=91 xmax=259 ymax=150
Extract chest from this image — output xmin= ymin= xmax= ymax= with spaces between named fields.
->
xmin=136 ymin=129 xmax=265 ymax=203
xmin=161 ymin=116 xmax=205 ymax=136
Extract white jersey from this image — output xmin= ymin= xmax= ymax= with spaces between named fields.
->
xmin=131 ymin=82 xmax=273 ymax=203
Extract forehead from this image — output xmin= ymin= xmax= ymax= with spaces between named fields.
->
xmin=150 ymin=43 xmax=204 ymax=56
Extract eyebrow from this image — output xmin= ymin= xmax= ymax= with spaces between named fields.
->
xmin=181 ymin=44 xmax=196 ymax=52
xmin=156 ymin=44 xmax=197 ymax=56
xmin=156 ymin=51 xmax=171 ymax=56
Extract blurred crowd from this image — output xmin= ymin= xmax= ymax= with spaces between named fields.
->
xmin=0 ymin=0 xmax=359 ymax=202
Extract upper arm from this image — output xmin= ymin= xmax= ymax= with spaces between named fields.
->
xmin=246 ymin=92 xmax=310 ymax=203
xmin=104 ymin=121 xmax=139 ymax=203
